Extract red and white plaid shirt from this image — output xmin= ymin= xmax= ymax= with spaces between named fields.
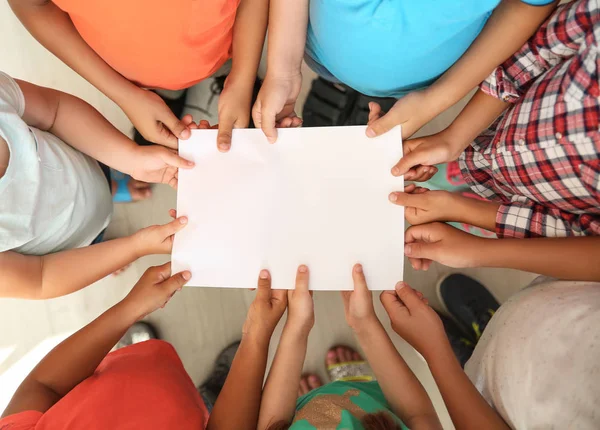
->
xmin=459 ymin=0 xmax=600 ymax=239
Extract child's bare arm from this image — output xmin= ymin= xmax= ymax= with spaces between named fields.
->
xmin=2 ymin=264 xmax=188 ymax=417
xmin=15 ymin=79 xmax=193 ymax=185
xmin=380 ymin=284 xmax=510 ymax=430
xmin=258 ymin=266 xmax=314 ymax=429
xmin=208 ymin=271 xmax=288 ymax=430
xmin=215 ymin=0 xmax=269 ymax=149
xmin=343 ymin=265 xmax=442 ymax=429
xmin=0 ymin=217 xmax=187 ymax=300
xmin=367 ymin=0 xmax=557 ymax=139
xmin=8 ymin=0 xmax=189 ymax=148
xmin=404 ymin=223 xmax=600 ymax=282
xmin=251 ymin=0 xmax=309 ymax=142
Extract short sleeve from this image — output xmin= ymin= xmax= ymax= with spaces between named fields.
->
xmin=520 ymin=0 xmax=555 ymax=5
xmin=0 ymin=71 xmax=26 ymax=117
xmin=0 ymin=410 xmax=43 ymax=429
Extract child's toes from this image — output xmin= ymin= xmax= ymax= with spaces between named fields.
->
xmin=298 ymin=376 xmax=310 ymax=396
xmin=307 ymin=374 xmax=323 ymax=390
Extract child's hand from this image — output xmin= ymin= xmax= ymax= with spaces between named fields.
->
xmin=130 ymin=145 xmax=195 ymax=189
xmin=391 ymin=130 xmax=465 ymax=181
xmin=252 ymin=74 xmax=303 ymax=144
xmin=389 ymin=185 xmax=460 ymax=226
xmin=121 ymin=262 xmax=190 ymax=321
xmin=243 ymin=270 xmax=288 ymax=344
xmin=365 ymin=92 xmax=439 ymax=141
xmin=341 ymin=264 xmax=379 ymax=332
xmin=286 ymin=265 xmax=315 ymax=334
xmin=405 ymin=222 xmax=485 ymax=271
xmin=121 ymin=88 xmax=191 ymax=149
xmin=380 ymin=282 xmax=446 ymax=360
xmin=132 ymin=214 xmax=188 ymax=257
xmin=215 ymin=77 xmax=253 ymax=152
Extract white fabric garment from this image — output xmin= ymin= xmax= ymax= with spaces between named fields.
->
xmin=0 ymin=72 xmax=112 ymax=256
xmin=465 ymin=278 xmax=600 ymax=429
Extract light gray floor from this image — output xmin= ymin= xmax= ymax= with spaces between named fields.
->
xmin=0 ymin=4 xmax=539 ymax=428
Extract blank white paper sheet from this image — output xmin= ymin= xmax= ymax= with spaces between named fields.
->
xmin=172 ymin=126 xmax=404 ymax=290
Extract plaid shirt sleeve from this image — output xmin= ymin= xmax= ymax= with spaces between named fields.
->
xmin=480 ymin=2 xmax=596 ymax=102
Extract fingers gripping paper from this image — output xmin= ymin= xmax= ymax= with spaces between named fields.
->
xmin=172 ymin=126 xmax=404 ymax=290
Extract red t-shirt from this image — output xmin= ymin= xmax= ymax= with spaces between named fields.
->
xmin=52 ymin=0 xmax=240 ymax=90
xmin=0 ymin=340 xmax=208 ymax=429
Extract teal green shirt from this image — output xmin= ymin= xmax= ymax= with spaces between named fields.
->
xmin=290 ymin=381 xmax=409 ymax=430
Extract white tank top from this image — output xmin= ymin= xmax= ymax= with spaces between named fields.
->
xmin=0 ymin=72 xmax=112 ymax=256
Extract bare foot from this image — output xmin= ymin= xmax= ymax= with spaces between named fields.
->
xmin=298 ymin=373 xmax=323 ymax=396
xmin=112 ymin=178 xmax=152 ymax=201
xmin=326 ymin=345 xmax=362 ymax=369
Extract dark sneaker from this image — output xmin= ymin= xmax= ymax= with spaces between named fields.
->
xmin=302 ymin=77 xmax=398 ymax=127
xmin=302 ymin=78 xmax=359 ymax=126
xmin=437 ymin=312 xmax=475 ymax=368
xmin=115 ymin=321 xmax=158 ymax=349
xmin=436 ymin=273 xmax=500 ymax=342
xmin=198 ymin=341 xmax=241 ymax=407
xmin=133 ymin=89 xmax=189 ymax=146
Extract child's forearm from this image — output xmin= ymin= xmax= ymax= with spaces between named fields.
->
xmin=265 ymin=0 xmax=309 ymax=77
xmin=354 ymin=319 xmax=441 ymax=429
xmin=258 ymin=324 xmax=310 ymax=429
xmin=2 ymin=300 xmax=138 ymax=417
xmin=445 ymin=90 xmax=509 ymax=156
xmin=425 ymin=341 xmax=510 ymax=430
xmin=0 ymin=236 xmax=141 ymax=300
xmin=8 ymin=0 xmax=139 ymax=107
xmin=478 ymin=236 xmax=600 ymax=281
xmin=424 ymin=0 xmax=556 ymax=116
xmin=208 ymin=332 xmax=271 ymax=430
xmin=49 ymin=90 xmax=140 ymax=175
xmin=229 ymin=0 xmax=269 ymax=88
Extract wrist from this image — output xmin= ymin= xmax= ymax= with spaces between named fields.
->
xmin=283 ymin=320 xmax=312 ymax=340
xmin=242 ymin=325 xmax=274 ymax=350
xmin=351 ymin=316 xmax=383 ymax=337
xmin=128 ymin=232 xmax=148 ymax=259
xmin=112 ymin=299 xmax=145 ymax=326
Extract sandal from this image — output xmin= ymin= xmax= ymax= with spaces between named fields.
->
xmin=326 ymin=345 xmax=375 ymax=382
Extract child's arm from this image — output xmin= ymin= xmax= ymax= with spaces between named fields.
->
xmin=15 ymin=79 xmax=194 ymax=186
xmin=251 ymin=0 xmax=308 ymax=142
xmin=367 ymin=0 xmax=557 ymax=139
xmin=342 ymin=265 xmax=442 ymax=429
xmin=208 ymin=270 xmax=288 ymax=430
xmin=380 ymin=283 xmax=510 ymax=430
xmin=215 ymin=0 xmax=269 ymax=150
xmin=0 ymin=216 xmax=187 ymax=299
xmin=258 ymin=265 xmax=314 ymax=429
xmin=7 ymin=0 xmax=190 ymax=148
xmin=404 ymin=222 xmax=600 ymax=282
xmin=1 ymin=264 xmax=189 ymax=417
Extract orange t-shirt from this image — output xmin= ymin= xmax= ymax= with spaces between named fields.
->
xmin=0 ymin=340 xmax=209 ymax=429
xmin=53 ymin=0 xmax=240 ymax=90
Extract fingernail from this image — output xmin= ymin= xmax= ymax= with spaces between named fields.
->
xmin=389 ymin=193 xmax=397 ymax=202
xmin=391 ymin=167 xmax=400 ymax=176
xmin=260 ymin=269 xmax=269 ymax=279
xmin=395 ymin=282 xmax=406 ymax=290
xmin=179 ymin=217 xmax=188 ymax=224
xmin=299 ymin=265 xmax=308 ymax=273
xmin=404 ymin=244 xmax=412 ymax=255
xmin=187 ymin=161 xmax=195 ymax=166
xmin=267 ymin=137 xmax=276 ymax=144
xmin=218 ymin=143 xmax=230 ymax=151
xmin=177 ymin=287 xmax=182 ymax=292
xmin=182 ymin=271 xmax=191 ymax=280
xmin=354 ymin=264 xmax=363 ymax=273
xmin=368 ymin=102 xmax=373 ymax=110
xmin=366 ymin=128 xmax=376 ymax=138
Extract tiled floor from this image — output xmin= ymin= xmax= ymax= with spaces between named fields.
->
xmin=0 ymin=4 xmax=539 ymax=428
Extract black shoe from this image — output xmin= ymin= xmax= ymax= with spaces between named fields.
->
xmin=115 ymin=321 xmax=159 ymax=349
xmin=198 ymin=341 xmax=241 ymax=406
xmin=436 ymin=274 xmax=500 ymax=342
xmin=302 ymin=78 xmax=359 ymax=127
xmin=133 ymin=89 xmax=189 ymax=146
xmin=437 ymin=312 xmax=475 ymax=368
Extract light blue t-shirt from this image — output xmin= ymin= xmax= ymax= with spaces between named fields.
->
xmin=305 ymin=0 xmax=554 ymax=98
